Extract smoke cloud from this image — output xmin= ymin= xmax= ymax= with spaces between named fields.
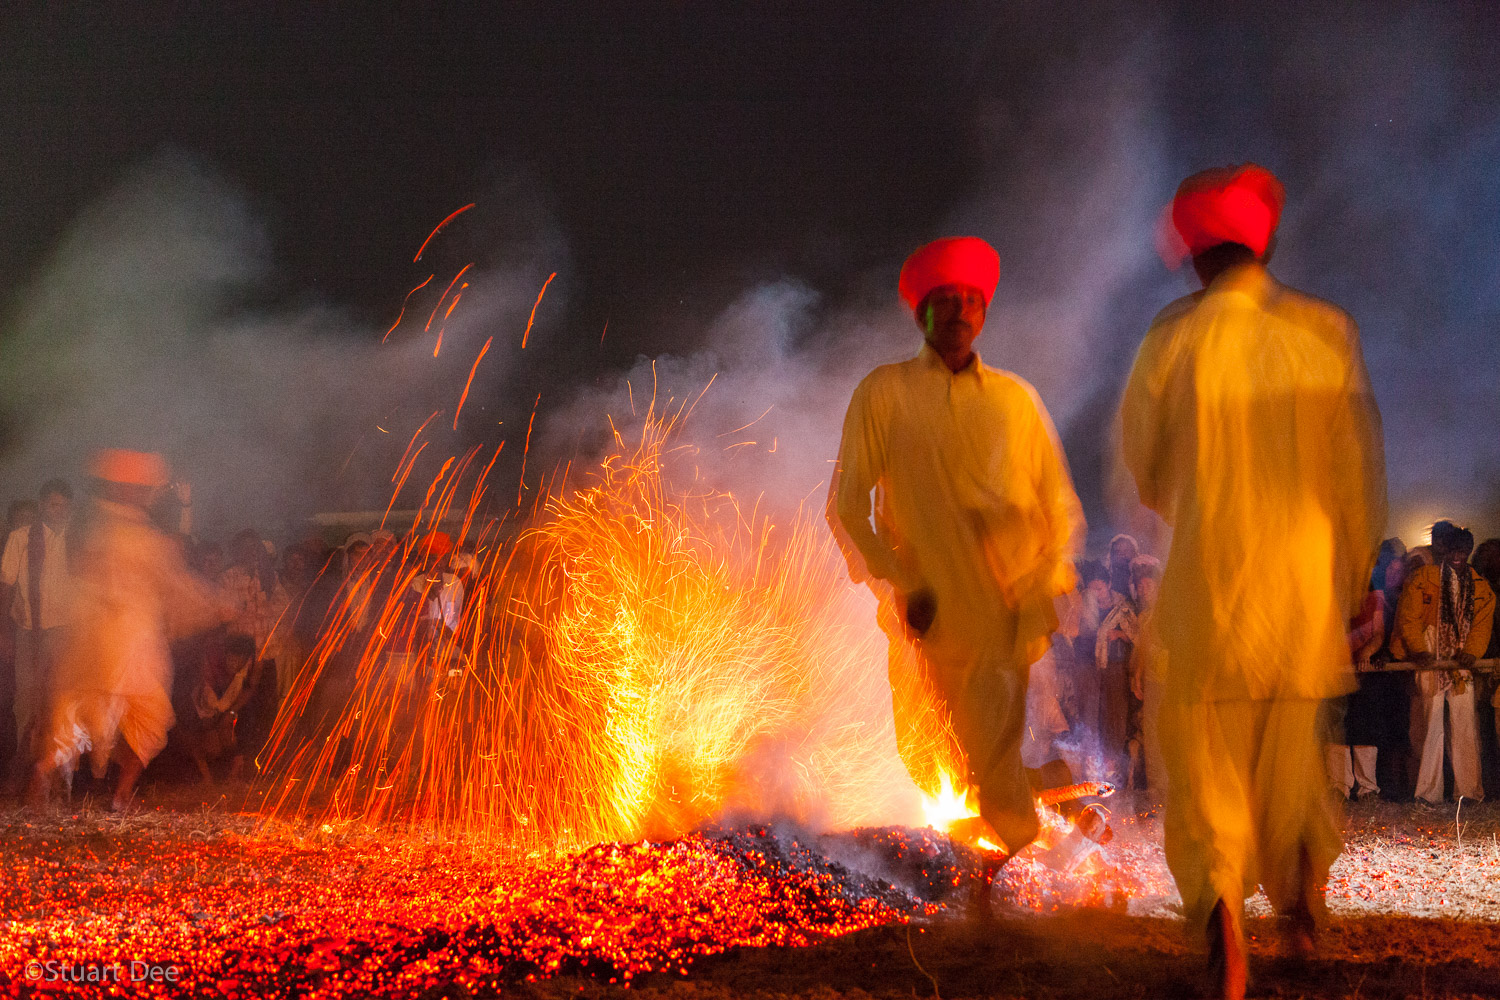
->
xmin=0 ymin=153 xmax=558 ymax=542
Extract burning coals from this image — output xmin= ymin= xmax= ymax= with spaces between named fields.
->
xmin=0 ymin=806 xmax=1169 ymax=999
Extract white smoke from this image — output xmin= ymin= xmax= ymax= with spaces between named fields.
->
xmin=0 ymin=153 xmax=559 ymax=542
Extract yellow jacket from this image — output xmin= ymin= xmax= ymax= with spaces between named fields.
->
xmin=1120 ymin=263 xmax=1386 ymax=702
xmin=829 ymin=344 xmax=1085 ymax=676
xmin=1391 ymin=563 xmax=1495 ymax=662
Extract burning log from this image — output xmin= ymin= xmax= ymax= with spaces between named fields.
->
xmin=1036 ymin=780 xmax=1116 ymax=807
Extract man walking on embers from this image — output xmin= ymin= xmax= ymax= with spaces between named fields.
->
xmin=1121 ymin=165 xmax=1386 ymax=999
xmin=828 ymin=236 xmax=1085 ymax=861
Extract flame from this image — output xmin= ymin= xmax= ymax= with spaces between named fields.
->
xmin=261 ymin=397 xmax=964 ymax=849
xmin=919 ymin=770 xmax=976 ymax=831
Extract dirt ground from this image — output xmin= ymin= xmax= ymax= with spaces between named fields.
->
xmin=1 ymin=783 xmax=1496 ymax=999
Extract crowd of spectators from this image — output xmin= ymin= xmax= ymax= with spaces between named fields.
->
xmin=0 ymin=474 xmax=469 ymax=805
xmin=1025 ymin=523 xmax=1500 ymax=807
xmin=2 ymin=468 xmax=1497 ymax=811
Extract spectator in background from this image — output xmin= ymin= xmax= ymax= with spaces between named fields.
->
xmin=274 ymin=542 xmax=319 ymax=698
xmin=196 ymin=541 xmax=225 ymax=581
xmin=1470 ymin=538 xmax=1500 ymax=795
xmin=1130 ymin=559 xmax=1167 ymax=800
xmin=1395 ymin=522 xmax=1493 ymax=805
xmin=1327 ymin=551 xmax=1396 ymax=801
xmin=1072 ymin=560 xmax=1112 ymax=751
xmin=0 ymin=480 xmax=75 ymax=787
xmin=218 ymin=529 xmax=288 ymax=768
xmin=1106 ymin=534 xmax=1140 ymax=605
xmin=173 ymin=633 xmax=259 ymax=784
xmin=1370 ymin=539 xmax=1415 ymax=797
xmin=219 ymin=530 xmax=288 ymax=659
xmin=1096 ymin=556 xmax=1160 ymax=789
xmin=5 ymin=500 xmax=38 ymax=536
xmin=0 ymin=499 xmax=38 ymax=787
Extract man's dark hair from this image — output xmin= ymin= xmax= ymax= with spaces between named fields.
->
xmin=1077 ymin=559 xmax=1109 ymax=586
xmin=1454 ymin=527 xmax=1476 ymax=556
xmin=1430 ymin=520 xmax=1463 ymax=554
xmin=7 ymin=499 xmax=37 ymax=524
xmin=224 ymin=634 xmax=258 ymax=661
xmin=1191 ymin=242 xmax=1261 ymax=286
xmin=1472 ymin=539 xmax=1500 ymax=589
xmin=38 ymin=478 xmax=72 ymax=502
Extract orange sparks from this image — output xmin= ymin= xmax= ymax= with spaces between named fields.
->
xmin=384 ymin=274 xmax=434 ymax=342
xmin=718 ymin=405 xmax=774 ymax=438
xmin=261 ymin=406 xmax=957 ymax=850
xmin=413 ymin=202 xmax=475 ymax=262
xmin=454 ymin=336 xmax=494 ymax=429
xmin=519 ymin=272 xmax=557 ymax=349
xmin=517 ymin=392 xmax=541 ymax=506
xmin=394 ymin=411 xmax=442 ymax=484
xmin=600 ymin=319 xmax=609 ymax=345
xmin=427 ymin=263 xmax=474 ymax=333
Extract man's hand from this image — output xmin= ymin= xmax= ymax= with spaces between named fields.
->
xmin=1456 ymin=652 xmax=1477 ymax=670
xmin=1411 ymin=651 xmax=1436 ymax=668
xmin=900 ymin=588 xmax=937 ymax=637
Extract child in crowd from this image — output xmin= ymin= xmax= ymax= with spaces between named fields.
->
xmin=177 ymin=634 xmax=260 ymax=784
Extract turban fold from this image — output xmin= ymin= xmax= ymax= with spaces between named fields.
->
xmin=898 ymin=237 xmax=1000 ymax=311
xmin=419 ymin=531 xmax=453 ymax=560
xmin=90 ymin=449 xmax=169 ymax=488
xmin=1161 ymin=164 xmax=1285 ymax=267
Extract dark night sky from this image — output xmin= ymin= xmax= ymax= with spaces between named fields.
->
xmin=2 ymin=2 xmax=1498 ymax=544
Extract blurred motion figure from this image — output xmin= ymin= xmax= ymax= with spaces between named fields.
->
xmin=29 ymin=451 xmax=227 ymax=811
xmin=1121 ymin=166 xmax=1386 ymax=998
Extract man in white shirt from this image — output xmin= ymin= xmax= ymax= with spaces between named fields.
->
xmin=828 ymin=236 xmax=1085 ymax=857
xmin=0 ymin=478 xmax=74 ymax=773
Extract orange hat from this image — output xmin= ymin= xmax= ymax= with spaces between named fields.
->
xmin=418 ymin=531 xmax=453 ymax=560
xmin=89 ymin=449 xmax=170 ymax=488
xmin=1163 ymin=164 xmax=1286 ymax=267
xmin=898 ymin=237 xmax=1001 ymax=312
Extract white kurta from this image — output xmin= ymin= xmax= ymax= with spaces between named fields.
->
xmin=47 ymin=499 xmax=223 ymax=771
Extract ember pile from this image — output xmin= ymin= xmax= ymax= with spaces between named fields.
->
xmin=0 ymin=814 xmax=980 ymax=998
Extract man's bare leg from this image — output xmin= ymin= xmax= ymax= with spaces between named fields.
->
xmin=110 ymin=744 xmax=145 ymax=812
xmin=1206 ymin=899 xmax=1246 ymax=1000
xmin=24 ymin=760 xmax=51 ymax=807
xmin=1284 ymin=845 xmax=1320 ymax=957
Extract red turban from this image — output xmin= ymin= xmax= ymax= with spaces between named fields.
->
xmin=1162 ymin=164 xmax=1286 ymax=266
xmin=90 ymin=449 xmax=169 ymax=487
xmin=419 ymin=531 xmax=453 ymax=560
xmin=898 ymin=237 xmax=1000 ymax=312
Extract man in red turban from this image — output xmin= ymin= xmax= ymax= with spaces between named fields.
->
xmin=31 ymin=451 xmax=229 ymax=810
xmin=1122 ymin=167 xmax=1386 ymax=998
xmin=828 ymin=237 xmax=1085 ymax=863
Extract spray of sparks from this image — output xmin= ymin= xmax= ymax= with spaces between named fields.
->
xmin=260 ymin=388 xmax=972 ymax=851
